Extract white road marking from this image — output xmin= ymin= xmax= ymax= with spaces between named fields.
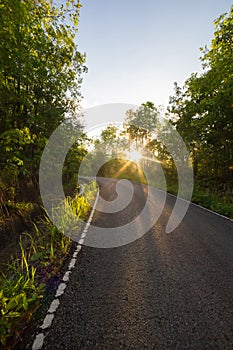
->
xmin=68 ymin=258 xmax=77 ymax=270
xmin=63 ymin=271 xmax=71 ymax=282
xmin=55 ymin=289 xmax=64 ymax=297
xmin=81 ymin=232 xmax=87 ymax=239
xmin=41 ymin=314 xmax=54 ymax=330
xmin=55 ymin=283 xmax=67 ymax=297
xmin=31 ymin=187 xmax=99 ymax=350
xmin=48 ymin=299 xmax=60 ymax=314
xmin=32 ymin=333 xmax=44 ymax=350
xmin=168 ymin=192 xmax=233 ymax=223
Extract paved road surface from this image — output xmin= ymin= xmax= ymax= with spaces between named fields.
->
xmin=32 ymin=178 xmax=233 ymax=349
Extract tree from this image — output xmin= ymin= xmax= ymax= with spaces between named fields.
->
xmin=0 ymin=0 xmax=87 ymax=202
xmin=169 ymin=6 xmax=233 ymax=180
xmin=124 ymin=102 xmax=160 ymax=147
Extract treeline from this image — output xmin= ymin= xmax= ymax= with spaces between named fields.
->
xmin=169 ymin=8 xmax=233 ymax=182
xmin=168 ymin=8 xmax=233 ymax=214
xmin=0 ymin=2 xmax=232 ymax=218
xmin=0 ymin=0 xmax=86 ymax=209
xmin=90 ymin=7 xmax=233 ymax=216
xmin=127 ymin=8 xmax=233 ymax=185
xmin=0 ymin=2 xmax=92 ymax=346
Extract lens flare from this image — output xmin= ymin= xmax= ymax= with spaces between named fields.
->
xmin=126 ymin=149 xmax=142 ymax=162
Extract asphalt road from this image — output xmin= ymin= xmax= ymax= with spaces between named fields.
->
xmin=34 ymin=178 xmax=233 ymax=349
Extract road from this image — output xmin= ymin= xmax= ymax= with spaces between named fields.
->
xmin=32 ymin=178 xmax=233 ymax=349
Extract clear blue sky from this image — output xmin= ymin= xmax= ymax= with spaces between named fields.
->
xmin=76 ymin=0 xmax=232 ymax=109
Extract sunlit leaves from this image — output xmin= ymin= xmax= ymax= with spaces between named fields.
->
xmin=169 ymin=6 xmax=233 ymax=180
xmin=125 ymin=102 xmax=160 ymax=146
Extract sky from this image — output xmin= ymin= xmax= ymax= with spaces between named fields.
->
xmin=76 ymin=0 xmax=232 ymax=112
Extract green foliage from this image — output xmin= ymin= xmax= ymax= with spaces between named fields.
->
xmin=0 ymin=180 xmax=97 ymax=347
xmin=51 ymin=181 xmax=97 ymax=239
xmin=79 ymin=180 xmax=98 ymax=206
xmin=169 ymin=7 xmax=233 ymax=181
xmin=0 ymin=164 xmax=19 ymax=202
xmin=101 ymin=125 xmax=117 ymax=142
xmin=125 ymin=102 xmax=160 ymax=146
xmin=0 ymin=243 xmax=44 ymax=346
xmin=0 ymin=0 xmax=86 ymax=134
xmin=192 ymin=181 xmax=233 ymax=218
xmin=0 ymin=0 xmax=86 ymax=205
xmin=99 ymin=125 xmax=126 ymax=157
xmin=0 ymin=127 xmax=36 ymax=167
xmin=63 ymin=138 xmax=88 ymax=194
xmin=52 ymin=195 xmax=88 ymax=237
xmin=164 ymin=175 xmax=233 ymax=218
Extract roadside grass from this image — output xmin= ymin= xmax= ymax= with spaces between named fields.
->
xmin=165 ymin=176 xmax=233 ymax=219
xmin=97 ymin=158 xmax=233 ymax=219
xmin=0 ymin=243 xmax=44 ymax=348
xmin=191 ymin=181 xmax=233 ymax=218
xmin=0 ymin=201 xmax=34 ymax=222
xmin=0 ymin=181 xmax=98 ymax=348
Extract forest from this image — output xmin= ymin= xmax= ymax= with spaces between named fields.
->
xmin=0 ymin=0 xmax=232 ymax=347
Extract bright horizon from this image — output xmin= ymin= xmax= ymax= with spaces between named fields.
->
xmin=77 ymin=0 xmax=232 ymax=113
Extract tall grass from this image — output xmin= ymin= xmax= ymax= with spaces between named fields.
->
xmin=0 ymin=181 xmax=98 ymax=347
xmin=164 ymin=172 xmax=233 ymax=218
xmin=0 ymin=239 xmax=44 ymax=347
xmin=192 ymin=181 xmax=233 ymax=218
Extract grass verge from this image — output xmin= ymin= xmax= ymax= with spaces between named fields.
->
xmin=166 ymin=177 xmax=233 ymax=219
xmin=0 ymin=181 xmax=98 ymax=349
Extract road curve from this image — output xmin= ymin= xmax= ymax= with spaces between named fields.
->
xmin=33 ymin=178 xmax=233 ymax=349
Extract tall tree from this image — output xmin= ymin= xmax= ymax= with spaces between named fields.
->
xmin=169 ymin=6 xmax=233 ymax=180
xmin=125 ymin=102 xmax=159 ymax=147
xmin=0 ymin=0 xmax=86 ymax=200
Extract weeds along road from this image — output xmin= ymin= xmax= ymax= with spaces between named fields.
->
xmin=34 ymin=178 xmax=233 ymax=350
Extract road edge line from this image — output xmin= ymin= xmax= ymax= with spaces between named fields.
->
xmin=167 ymin=192 xmax=233 ymax=223
xmin=31 ymin=187 xmax=100 ymax=350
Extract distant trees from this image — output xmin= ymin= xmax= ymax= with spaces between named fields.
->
xmin=1 ymin=0 xmax=232 ymax=214
xmin=123 ymin=7 xmax=233 ymax=189
xmin=124 ymin=101 xmax=160 ymax=147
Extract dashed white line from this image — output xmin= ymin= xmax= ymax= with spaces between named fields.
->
xmin=31 ymin=187 xmax=99 ymax=350
xmin=68 ymin=258 xmax=77 ymax=270
xmin=63 ymin=271 xmax=71 ymax=282
xmin=78 ymin=238 xmax=85 ymax=245
xmin=55 ymin=283 xmax=67 ymax=297
xmin=48 ymin=299 xmax=60 ymax=314
xmin=81 ymin=232 xmax=87 ymax=239
xmin=40 ymin=314 xmax=54 ymax=330
xmin=32 ymin=333 xmax=44 ymax=350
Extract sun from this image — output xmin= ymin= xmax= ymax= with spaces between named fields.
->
xmin=126 ymin=149 xmax=142 ymax=162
